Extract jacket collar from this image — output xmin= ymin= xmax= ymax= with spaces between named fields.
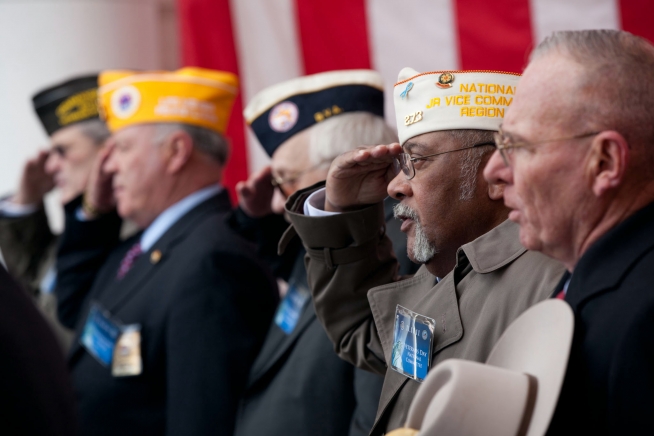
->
xmin=567 ymin=200 xmax=654 ymax=309
xmin=461 ymin=219 xmax=526 ymax=273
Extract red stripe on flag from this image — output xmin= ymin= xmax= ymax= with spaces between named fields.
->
xmin=177 ymin=0 xmax=247 ymax=204
xmin=619 ymin=0 xmax=654 ymax=44
xmin=454 ymin=0 xmax=534 ymax=73
xmin=295 ymin=0 xmax=372 ymax=74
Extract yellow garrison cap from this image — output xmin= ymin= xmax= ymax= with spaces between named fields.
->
xmin=394 ymin=68 xmax=520 ymax=145
xmin=98 ymin=67 xmax=238 ymax=134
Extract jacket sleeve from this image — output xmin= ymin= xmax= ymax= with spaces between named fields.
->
xmin=166 ymin=249 xmax=277 ymax=436
xmin=55 ymin=196 xmax=123 ymax=329
xmin=0 ymin=206 xmax=55 ymax=294
xmin=227 ymin=207 xmax=301 ymax=281
xmin=283 ymin=183 xmax=399 ymax=376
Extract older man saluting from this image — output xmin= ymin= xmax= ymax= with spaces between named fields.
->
xmin=282 ymin=68 xmax=565 ymax=435
xmin=55 ymin=68 xmax=278 ymax=436
xmin=484 ymin=30 xmax=654 ymax=435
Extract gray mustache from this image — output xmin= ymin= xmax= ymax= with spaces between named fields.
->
xmin=393 ymin=203 xmax=419 ymax=222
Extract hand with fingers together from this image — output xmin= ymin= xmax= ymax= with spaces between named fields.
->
xmin=13 ymin=150 xmax=55 ymax=205
xmin=236 ymin=166 xmax=276 ymax=218
xmin=325 ymin=143 xmax=403 ymax=212
xmin=82 ymin=142 xmax=116 ymax=218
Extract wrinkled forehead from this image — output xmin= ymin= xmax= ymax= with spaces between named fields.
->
xmin=112 ymin=123 xmax=157 ymax=144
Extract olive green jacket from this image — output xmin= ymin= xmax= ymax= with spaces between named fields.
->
xmin=282 ymin=185 xmax=566 ymax=435
xmin=0 ymin=207 xmax=56 ymax=296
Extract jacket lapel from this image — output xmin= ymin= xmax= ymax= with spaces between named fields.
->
xmin=68 ymin=191 xmax=231 ymax=363
xmin=246 ymin=300 xmax=316 ymax=387
xmin=102 ymin=191 xmax=231 ymax=314
xmin=567 ymin=201 xmax=654 ymax=310
xmin=368 ymin=267 xmax=463 ymax=419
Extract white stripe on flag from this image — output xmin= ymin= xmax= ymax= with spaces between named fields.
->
xmin=366 ymin=0 xmax=459 ymax=129
xmin=231 ymin=0 xmax=304 ymax=172
xmin=530 ymin=0 xmax=620 ymax=44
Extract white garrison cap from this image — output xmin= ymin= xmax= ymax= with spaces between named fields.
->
xmin=393 ymin=68 xmax=521 ymax=145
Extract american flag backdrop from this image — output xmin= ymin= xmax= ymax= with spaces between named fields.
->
xmin=176 ymin=0 xmax=654 ymax=200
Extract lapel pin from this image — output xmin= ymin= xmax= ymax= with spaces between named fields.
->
xmin=150 ymin=250 xmax=162 ymax=264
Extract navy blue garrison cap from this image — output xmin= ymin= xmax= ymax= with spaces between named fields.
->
xmin=244 ymin=70 xmax=385 ymax=157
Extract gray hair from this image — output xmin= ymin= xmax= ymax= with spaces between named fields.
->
xmin=530 ymin=30 xmax=654 ymax=151
xmin=308 ymin=112 xmax=397 ymax=165
xmin=448 ymin=129 xmax=496 ymax=200
xmin=76 ymin=118 xmax=111 ymax=145
xmin=153 ymin=123 xmax=230 ymax=165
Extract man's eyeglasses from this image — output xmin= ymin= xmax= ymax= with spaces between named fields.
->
xmin=394 ymin=141 xmax=496 ymax=180
xmin=271 ymin=161 xmax=331 ymax=197
xmin=493 ymin=127 xmax=601 ymax=167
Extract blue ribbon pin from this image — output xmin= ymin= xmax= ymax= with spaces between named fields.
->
xmin=400 ymin=82 xmax=414 ymax=99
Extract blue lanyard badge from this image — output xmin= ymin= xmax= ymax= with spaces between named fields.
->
xmin=274 ymin=284 xmax=310 ymax=334
xmin=80 ymin=303 xmax=121 ymax=366
xmin=390 ymin=304 xmax=436 ymax=382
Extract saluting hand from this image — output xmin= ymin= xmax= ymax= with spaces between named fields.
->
xmin=13 ymin=150 xmax=55 ymax=205
xmin=83 ymin=142 xmax=116 ymax=217
xmin=325 ymin=143 xmax=402 ymax=212
xmin=236 ymin=165 xmax=275 ymax=218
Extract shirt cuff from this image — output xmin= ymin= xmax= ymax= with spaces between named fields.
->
xmin=0 ymin=198 xmax=39 ymax=217
xmin=303 ymin=188 xmax=343 ymax=217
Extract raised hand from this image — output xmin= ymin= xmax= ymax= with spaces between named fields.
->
xmin=236 ymin=166 xmax=275 ymax=218
xmin=83 ymin=142 xmax=116 ymax=217
xmin=13 ymin=150 xmax=55 ymax=205
xmin=325 ymin=143 xmax=403 ymax=212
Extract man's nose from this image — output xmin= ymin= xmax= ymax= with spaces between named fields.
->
xmin=483 ymin=150 xmax=514 ymax=186
xmin=388 ymin=172 xmax=412 ymax=200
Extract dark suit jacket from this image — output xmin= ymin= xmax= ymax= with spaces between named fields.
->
xmin=0 ymin=265 xmax=77 ymax=435
xmin=230 ymin=209 xmax=384 ymax=436
xmin=56 ymin=192 xmax=278 ymax=436
xmin=547 ymin=201 xmax=654 ymax=435
xmin=233 ymin=250 xmax=383 ymax=436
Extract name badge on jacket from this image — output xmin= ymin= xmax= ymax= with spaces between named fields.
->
xmin=390 ymin=305 xmax=436 ymax=382
xmin=274 ymin=284 xmax=310 ymax=334
xmin=80 ymin=303 xmax=142 ymax=377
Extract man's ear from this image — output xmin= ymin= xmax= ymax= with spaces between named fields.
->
xmin=488 ymin=181 xmax=505 ymax=200
xmin=162 ymin=130 xmax=194 ymax=174
xmin=589 ymin=131 xmax=629 ymax=197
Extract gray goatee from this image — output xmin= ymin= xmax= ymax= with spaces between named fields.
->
xmin=393 ymin=203 xmax=437 ymax=263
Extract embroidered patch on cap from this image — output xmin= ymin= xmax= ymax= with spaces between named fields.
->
xmin=268 ymin=101 xmax=299 ymax=133
xmin=111 ymin=86 xmax=141 ymax=119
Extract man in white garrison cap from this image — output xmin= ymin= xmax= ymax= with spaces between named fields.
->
xmin=279 ymin=68 xmax=566 ymax=435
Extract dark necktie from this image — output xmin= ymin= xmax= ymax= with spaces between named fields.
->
xmin=116 ymin=242 xmax=142 ymax=280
